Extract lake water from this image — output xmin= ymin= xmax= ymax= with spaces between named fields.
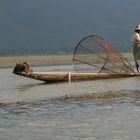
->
xmin=1 ymin=65 xmax=140 ymax=140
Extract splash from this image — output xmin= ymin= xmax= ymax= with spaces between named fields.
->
xmin=54 ymin=90 xmax=140 ymax=102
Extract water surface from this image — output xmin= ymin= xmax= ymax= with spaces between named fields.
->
xmin=0 ymin=65 xmax=140 ymax=140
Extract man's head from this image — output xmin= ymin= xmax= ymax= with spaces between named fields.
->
xmin=135 ymin=24 xmax=140 ymax=33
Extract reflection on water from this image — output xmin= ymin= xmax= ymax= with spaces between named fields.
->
xmin=17 ymin=83 xmax=47 ymax=92
xmin=1 ymin=66 xmax=140 ymax=140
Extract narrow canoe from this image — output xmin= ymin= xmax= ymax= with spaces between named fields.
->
xmin=13 ymin=72 xmax=140 ymax=83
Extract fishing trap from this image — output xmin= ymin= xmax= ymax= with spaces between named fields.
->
xmin=73 ymin=35 xmax=134 ymax=73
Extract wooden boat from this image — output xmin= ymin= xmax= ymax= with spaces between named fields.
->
xmin=13 ymin=35 xmax=140 ymax=83
xmin=14 ymin=71 xmax=140 ymax=83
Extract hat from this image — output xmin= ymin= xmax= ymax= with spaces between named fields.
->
xmin=135 ymin=24 xmax=140 ymax=31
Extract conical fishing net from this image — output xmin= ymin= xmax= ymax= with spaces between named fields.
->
xmin=73 ymin=35 xmax=134 ymax=73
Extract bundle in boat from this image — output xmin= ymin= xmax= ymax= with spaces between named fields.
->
xmin=13 ymin=35 xmax=138 ymax=83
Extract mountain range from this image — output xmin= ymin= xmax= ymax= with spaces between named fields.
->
xmin=0 ymin=0 xmax=140 ymax=55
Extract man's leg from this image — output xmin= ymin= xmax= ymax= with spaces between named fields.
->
xmin=135 ymin=61 xmax=139 ymax=72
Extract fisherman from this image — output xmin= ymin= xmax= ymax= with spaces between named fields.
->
xmin=131 ymin=24 xmax=140 ymax=72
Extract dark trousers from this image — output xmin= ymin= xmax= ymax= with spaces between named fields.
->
xmin=133 ymin=45 xmax=140 ymax=72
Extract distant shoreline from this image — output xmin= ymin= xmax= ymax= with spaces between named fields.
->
xmin=0 ymin=54 xmax=73 ymax=68
xmin=0 ymin=53 xmax=134 ymax=68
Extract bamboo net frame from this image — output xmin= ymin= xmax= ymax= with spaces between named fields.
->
xmin=73 ymin=35 xmax=134 ymax=73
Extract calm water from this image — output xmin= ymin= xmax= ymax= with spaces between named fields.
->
xmin=1 ymin=65 xmax=140 ymax=140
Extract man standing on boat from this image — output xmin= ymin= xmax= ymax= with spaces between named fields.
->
xmin=131 ymin=24 xmax=140 ymax=72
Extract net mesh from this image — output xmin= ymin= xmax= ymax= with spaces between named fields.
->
xmin=73 ymin=35 xmax=134 ymax=73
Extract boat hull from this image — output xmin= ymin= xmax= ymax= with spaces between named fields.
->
xmin=14 ymin=72 xmax=140 ymax=83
